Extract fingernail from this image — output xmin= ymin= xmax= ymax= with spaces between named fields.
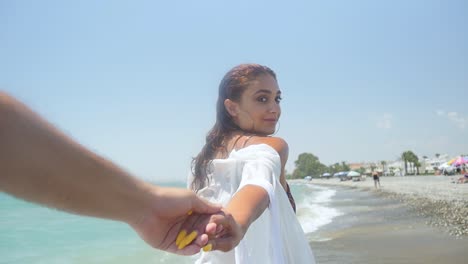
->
xmin=176 ymin=230 xmax=187 ymax=246
xmin=178 ymin=230 xmax=198 ymax=249
xmin=187 ymin=210 xmax=193 ymax=215
xmin=202 ymin=243 xmax=212 ymax=252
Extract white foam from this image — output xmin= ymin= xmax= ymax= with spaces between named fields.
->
xmin=296 ymin=185 xmax=343 ymax=233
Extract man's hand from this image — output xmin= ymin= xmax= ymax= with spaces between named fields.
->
xmin=129 ymin=187 xmax=222 ymax=255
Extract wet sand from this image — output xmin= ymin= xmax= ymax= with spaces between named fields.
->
xmin=301 ymin=182 xmax=468 ymax=264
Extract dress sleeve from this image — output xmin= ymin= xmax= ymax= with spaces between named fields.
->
xmin=236 ymin=148 xmax=281 ymax=198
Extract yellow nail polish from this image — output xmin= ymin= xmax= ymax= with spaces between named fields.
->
xmin=202 ymin=243 xmax=212 ymax=252
xmin=176 ymin=230 xmax=187 ymax=246
xmin=178 ymin=230 xmax=198 ymax=249
xmin=187 ymin=210 xmax=193 ymax=215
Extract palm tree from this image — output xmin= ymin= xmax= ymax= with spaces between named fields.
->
xmin=381 ymin=160 xmax=387 ymax=175
xmin=411 ymin=152 xmax=420 ymax=175
xmin=435 ymin=153 xmax=440 ymax=159
xmin=414 ymin=160 xmax=421 ymax=175
xmin=404 ymin=151 xmax=419 ymax=175
xmin=402 ymin=151 xmax=411 ymax=175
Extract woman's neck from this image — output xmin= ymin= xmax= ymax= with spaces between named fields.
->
xmin=227 ymin=130 xmax=260 ymax=139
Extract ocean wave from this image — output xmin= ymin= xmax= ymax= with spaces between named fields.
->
xmin=295 ymin=185 xmax=343 ymax=233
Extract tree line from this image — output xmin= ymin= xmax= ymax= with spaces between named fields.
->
xmin=287 ymin=150 xmax=424 ymax=179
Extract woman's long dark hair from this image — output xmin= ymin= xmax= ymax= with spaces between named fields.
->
xmin=191 ymin=64 xmax=276 ymax=192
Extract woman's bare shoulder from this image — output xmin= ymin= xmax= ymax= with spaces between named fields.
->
xmin=247 ymin=136 xmax=289 ymax=159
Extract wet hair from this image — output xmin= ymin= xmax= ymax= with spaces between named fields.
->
xmin=190 ymin=63 xmax=276 ymax=191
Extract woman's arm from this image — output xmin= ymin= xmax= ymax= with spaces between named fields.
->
xmin=250 ymin=137 xmax=296 ymax=212
xmin=204 ymin=184 xmax=269 ymax=252
xmin=225 ymin=185 xmax=269 ymax=236
xmin=211 ymin=137 xmax=291 ymax=248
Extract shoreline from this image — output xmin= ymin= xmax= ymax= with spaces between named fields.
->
xmin=304 ymin=175 xmax=468 ymax=237
xmin=298 ymin=181 xmax=468 ymax=264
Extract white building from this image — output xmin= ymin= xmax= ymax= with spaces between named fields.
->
xmin=421 ymin=154 xmax=450 ymax=174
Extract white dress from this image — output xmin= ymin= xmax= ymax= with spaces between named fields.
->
xmin=188 ymin=144 xmax=315 ymax=264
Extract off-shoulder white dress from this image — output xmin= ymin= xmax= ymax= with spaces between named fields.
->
xmin=188 ymin=144 xmax=315 ymax=264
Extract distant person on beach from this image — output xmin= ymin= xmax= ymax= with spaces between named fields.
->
xmin=373 ymin=172 xmax=381 ymax=189
xmin=0 ymin=92 xmax=241 ymax=255
xmin=454 ymin=174 xmax=468 ymax=184
xmin=188 ymin=64 xmax=315 ymax=262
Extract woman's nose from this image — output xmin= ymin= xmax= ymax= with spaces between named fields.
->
xmin=270 ymin=102 xmax=280 ymax=113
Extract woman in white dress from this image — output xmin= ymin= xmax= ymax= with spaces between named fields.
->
xmin=188 ymin=64 xmax=315 ymax=263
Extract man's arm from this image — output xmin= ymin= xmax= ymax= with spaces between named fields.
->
xmin=0 ymin=92 xmax=223 ymax=255
xmin=0 ymin=92 xmax=157 ymax=223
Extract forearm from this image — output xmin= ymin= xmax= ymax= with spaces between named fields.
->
xmin=0 ymin=92 xmax=153 ymax=224
xmin=225 ymin=185 xmax=269 ymax=236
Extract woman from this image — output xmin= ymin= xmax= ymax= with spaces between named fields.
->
xmin=188 ymin=64 xmax=315 ymax=263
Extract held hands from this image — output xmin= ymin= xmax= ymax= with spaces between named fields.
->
xmin=129 ymin=187 xmax=221 ymax=255
xmin=128 ymin=186 xmax=243 ymax=255
xmin=176 ymin=209 xmax=244 ymax=253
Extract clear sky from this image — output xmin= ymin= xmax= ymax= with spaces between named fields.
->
xmin=2 ymin=0 xmax=467 ymax=182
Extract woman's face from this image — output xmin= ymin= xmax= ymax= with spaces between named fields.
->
xmin=233 ymin=74 xmax=282 ymax=135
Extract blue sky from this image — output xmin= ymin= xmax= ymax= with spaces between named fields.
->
xmin=1 ymin=0 xmax=467 ymax=182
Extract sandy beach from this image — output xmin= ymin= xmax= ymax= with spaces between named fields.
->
xmin=311 ymin=175 xmax=468 ymax=237
xmin=303 ymin=175 xmax=468 ymax=264
xmin=312 ymin=175 xmax=468 ymax=202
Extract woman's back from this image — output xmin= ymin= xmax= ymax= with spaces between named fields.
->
xmin=190 ymin=143 xmax=314 ymax=263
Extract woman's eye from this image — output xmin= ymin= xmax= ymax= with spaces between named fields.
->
xmin=257 ymin=96 xmax=268 ymax=103
xmin=275 ymin=96 xmax=282 ymax=103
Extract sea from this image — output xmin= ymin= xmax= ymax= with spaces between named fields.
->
xmin=0 ymin=180 xmax=390 ymax=264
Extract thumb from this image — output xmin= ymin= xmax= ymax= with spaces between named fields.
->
xmin=190 ymin=195 xmax=221 ymax=214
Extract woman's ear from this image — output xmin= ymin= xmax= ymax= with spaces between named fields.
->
xmin=224 ymin=99 xmax=239 ymax=117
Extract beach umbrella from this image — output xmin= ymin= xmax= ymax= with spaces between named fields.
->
xmin=438 ymin=163 xmax=450 ymax=169
xmin=438 ymin=163 xmax=454 ymax=171
xmin=452 ymin=156 xmax=468 ymax=166
xmin=347 ymin=171 xmax=360 ymax=177
xmin=447 ymin=158 xmax=457 ymax=165
xmin=337 ymin=171 xmax=348 ymax=177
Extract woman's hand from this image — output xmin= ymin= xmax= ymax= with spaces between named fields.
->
xmin=169 ymin=209 xmax=245 ymax=254
xmin=203 ymin=209 xmax=244 ymax=252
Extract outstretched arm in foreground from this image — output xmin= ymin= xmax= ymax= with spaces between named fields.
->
xmin=200 ymin=185 xmax=269 ymax=252
xmin=0 ymin=92 xmax=221 ymax=255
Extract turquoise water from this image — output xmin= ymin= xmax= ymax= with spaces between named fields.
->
xmin=1 ymin=181 xmax=333 ymax=263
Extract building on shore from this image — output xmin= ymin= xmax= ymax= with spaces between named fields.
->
xmin=421 ymin=154 xmax=450 ymax=174
xmin=349 ymin=154 xmax=452 ymax=176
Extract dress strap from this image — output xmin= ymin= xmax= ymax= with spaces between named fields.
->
xmin=241 ymin=135 xmax=255 ymax=148
xmin=228 ymin=134 xmax=244 ymax=153
xmin=227 ymin=134 xmax=255 ymax=153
